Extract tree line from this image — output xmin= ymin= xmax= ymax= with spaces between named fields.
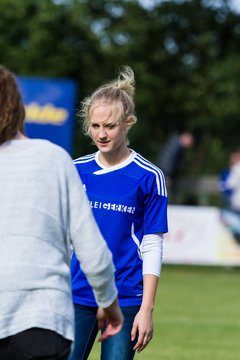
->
xmin=1 ymin=0 xmax=240 ymax=175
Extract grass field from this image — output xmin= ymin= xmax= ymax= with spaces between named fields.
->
xmin=89 ymin=265 xmax=240 ymax=360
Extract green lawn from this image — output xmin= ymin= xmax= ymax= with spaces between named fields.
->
xmin=89 ymin=265 xmax=240 ymax=359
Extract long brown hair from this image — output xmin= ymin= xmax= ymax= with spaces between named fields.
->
xmin=0 ymin=65 xmax=25 ymax=145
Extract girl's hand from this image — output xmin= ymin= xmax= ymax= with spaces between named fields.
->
xmin=131 ymin=307 xmax=153 ymax=352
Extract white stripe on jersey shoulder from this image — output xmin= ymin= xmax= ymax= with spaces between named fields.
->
xmin=73 ymin=153 xmax=96 ymax=164
xmin=134 ymin=154 xmax=167 ymax=197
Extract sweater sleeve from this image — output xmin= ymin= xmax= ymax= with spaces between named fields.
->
xmin=65 ymin=157 xmax=118 ymax=308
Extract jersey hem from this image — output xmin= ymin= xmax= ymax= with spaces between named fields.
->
xmin=72 ymin=297 xmax=143 ymax=307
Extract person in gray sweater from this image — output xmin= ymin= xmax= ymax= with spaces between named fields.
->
xmin=0 ymin=65 xmax=123 ymax=360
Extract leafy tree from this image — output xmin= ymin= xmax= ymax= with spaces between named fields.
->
xmin=1 ymin=0 xmax=240 ymax=175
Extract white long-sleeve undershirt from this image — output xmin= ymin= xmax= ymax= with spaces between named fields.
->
xmin=140 ymin=233 xmax=163 ymax=277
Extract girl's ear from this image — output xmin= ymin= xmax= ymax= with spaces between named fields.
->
xmin=124 ymin=116 xmax=133 ymax=130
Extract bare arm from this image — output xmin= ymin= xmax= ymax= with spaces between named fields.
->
xmin=131 ymin=233 xmax=163 ymax=352
xmin=131 ymin=274 xmax=159 ymax=352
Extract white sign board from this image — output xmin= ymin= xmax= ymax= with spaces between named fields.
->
xmin=163 ymin=205 xmax=240 ymax=266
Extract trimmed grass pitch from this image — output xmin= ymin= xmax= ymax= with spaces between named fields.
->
xmin=90 ymin=265 xmax=240 ymax=359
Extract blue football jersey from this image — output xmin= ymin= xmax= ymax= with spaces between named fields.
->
xmin=71 ymin=150 xmax=168 ymax=307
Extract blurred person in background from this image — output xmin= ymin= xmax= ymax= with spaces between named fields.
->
xmin=225 ymin=147 xmax=240 ymax=212
xmin=70 ymin=66 xmax=168 ymax=360
xmin=157 ymin=132 xmax=195 ymax=204
xmin=219 ymin=149 xmax=240 ymax=209
xmin=0 ymin=65 xmax=123 ymax=360
xmin=220 ymin=148 xmax=240 ymax=245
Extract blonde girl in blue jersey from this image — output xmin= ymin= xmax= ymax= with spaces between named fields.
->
xmin=70 ymin=66 xmax=168 ymax=360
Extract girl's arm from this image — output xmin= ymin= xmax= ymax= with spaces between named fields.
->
xmin=131 ymin=233 xmax=163 ymax=352
xmin=131 ymin=274 xmax=159 ymax=352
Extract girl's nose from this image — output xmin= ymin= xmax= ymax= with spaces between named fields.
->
xmin=98 ymin=127 xmax=107 ymax=138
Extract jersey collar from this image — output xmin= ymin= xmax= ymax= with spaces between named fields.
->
xmin=94 ymin=149 xmax=137 ymax=175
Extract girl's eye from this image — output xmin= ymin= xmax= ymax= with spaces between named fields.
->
xmin=106 ymin=124 xmax=116 ymax=129
xmin=91 ymin=124 xmax=99 ymax=129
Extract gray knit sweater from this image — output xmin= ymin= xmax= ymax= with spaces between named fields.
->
xmin=0 ymin=139 xmax=117 ymax=340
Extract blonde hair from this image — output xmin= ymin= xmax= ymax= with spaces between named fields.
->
xmin=0 ymin=65 xmax=25 ymax=145
xmin=80 ymin=66 xmax=137 ymax=138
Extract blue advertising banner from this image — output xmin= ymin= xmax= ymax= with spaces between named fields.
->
xmin=17 ymin=76 xmax=77 ymax=154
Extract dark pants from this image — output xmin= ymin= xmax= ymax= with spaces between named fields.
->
xmin=69 ymin=304 xmax=140 ymax=360
xmin=0 ymin=328 xmax=71 ymax=360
